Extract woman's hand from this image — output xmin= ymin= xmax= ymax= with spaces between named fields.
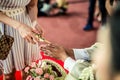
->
xmin=17 ymin=23 xmax=39 ymax=44
xmin=32 ymin=21 xmax=43 ymax=35
xmin=40 ymin=44 xmax=69 ymax=61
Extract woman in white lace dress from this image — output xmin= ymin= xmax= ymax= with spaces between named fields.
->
xmin=0 ymin=0 xmax=43 ymax=79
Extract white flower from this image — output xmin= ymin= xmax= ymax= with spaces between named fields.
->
xmin=37 ymin=60 xmax=42 ymax=67
xmin=41 ymin=62 xmax=47 ymax=67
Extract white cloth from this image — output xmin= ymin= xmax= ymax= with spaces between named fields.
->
xmin=64 ymin=57 xmax=76 ymax=72
xmin=64 ymin=49 xmax=89 ymax=72
xmin=73 ymin=49 xmax=90 ymax=61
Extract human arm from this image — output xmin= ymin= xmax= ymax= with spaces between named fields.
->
xmin=40 ymin=43 xmax=93 ymax=61
xmin=40 ymin=44 xmax=90 ymax=70
xmin=27 ymin=0 xmax=43 ymax=35
xmin=0 ymin=12 xmax=38 ymax=43
xmin=0 ymin=12 xmax=21 ymax=29
xmin=27 ymin=0 xmax=38 ymax=22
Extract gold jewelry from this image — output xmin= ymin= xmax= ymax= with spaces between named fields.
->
xmin=35 ymin=34 xmax=51 ymax=43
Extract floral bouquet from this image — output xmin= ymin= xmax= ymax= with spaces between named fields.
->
xmin=24 ymin=59 xmax=67 ymax=80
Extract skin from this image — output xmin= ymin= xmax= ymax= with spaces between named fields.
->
xmin=40 ymin=44 xmax=70 ymax=61
xmin=0 ymin=0 xmax=43 ymax=44
xmin=114 ymin=74 xmax=120 ymax=80
xmin=94 ymin=26 xmax=111 ymax=80
xmin=105 ymin=0 xmax=117 ymax=15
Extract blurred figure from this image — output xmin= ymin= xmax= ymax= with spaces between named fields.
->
xmin=38 ymin=0 xmax=52 ymax=16
xmin=95 ymin=4 xmax=120 ymax=80
xmin=52 ymin=0 xmax=68 ymax=15
xmin=37 ymin=0 xmax=68 ymax=16
xmin=107 ymin=4 xmax=120 ymax=80
xmin=84 ymin=0 xmax=107 ymax=31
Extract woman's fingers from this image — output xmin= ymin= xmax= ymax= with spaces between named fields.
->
xmin=31 ymin=33 xmax=39 ymax=43
xmin=36 ymin=24 xmax=43 ymax=35
xmin=25 ymin=35 xmax=36 ymax=44
xmin=32 ymin=24 xmax=43 ymax=35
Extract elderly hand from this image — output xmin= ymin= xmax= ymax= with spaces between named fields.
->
xmin=40 ymin=44 xmax=69 ymax=61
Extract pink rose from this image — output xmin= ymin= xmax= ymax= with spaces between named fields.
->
xmin=49 ymin=75 xmax=54 ymax=80
xmin=24 ymin=67 xmax=30 ymax=73
xmin=26 ymin=75 xmax=32 ymax=80
xmin=35 ymin=68 xmax=43 ymax=75
xmin=44 ymin=73 xmax=50 ymax=78
xmin=31 ymin=62 xmax=36 ymax=68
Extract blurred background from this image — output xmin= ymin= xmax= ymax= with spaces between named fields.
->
xmin=38 ymin=0 xmax=99 ymax=48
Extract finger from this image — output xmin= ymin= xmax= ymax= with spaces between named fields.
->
xmin=47 ymin=43 xmax=56 ymax=48
xmin=40 ymin=47 xmax=47 ymax=51
xmin=31 ymin=33 xmax=39 ymax=43
xmin=36 ymin=24 xmax=43 ymax=35
xmin=44 ymin=50 xmax=53 ymax=56
xmin=45 ymin=45 xmax=53 ymax=51
xmin=45 ymin=46 xmax=58 ymax=52
xmin=47 ymin=43 xmax=59 ymax=49
xmin=24 ymin=36 xmax=30 ymax=43
xmin=26 ymin=36 xmax=36 ymax=44
xmin=33 ymin=24 xmax=43 ymax=35
xmin=44 ymin=50 xmax=58 ymax=58
xmin=32 ymin=27 xmax=40 ymax=34
xmin=39 ymin=44 xmax=47 ymax=47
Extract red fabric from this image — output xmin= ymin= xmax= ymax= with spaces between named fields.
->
xmin=0 ymin=75 xmax=3 ymax=80
xmin=15 ymin=71 xmax=22 ymax=80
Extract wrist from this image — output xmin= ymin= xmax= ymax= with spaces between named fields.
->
xmin=61 ymin=53 xmax=69 ymax=62
xmin=15 ymin=23 xmax=23 ymax=30
xmin=32 ymin=20 xmax=37 ymax=27
xmin=65 ymin=48 xmax=75 ymax=59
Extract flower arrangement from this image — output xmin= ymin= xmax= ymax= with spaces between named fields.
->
xmin=24 ymin=59 xmax=67 ymax=80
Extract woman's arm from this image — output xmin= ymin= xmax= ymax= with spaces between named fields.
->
xmin=27 ymin=0 xmax=43 ymax=35
xmin=27 ymin=0 xmax=38 ymax=22
xmin=0 ymin=12 xmax=38 ymax=44
xmin=0 ymin=12 xmax=21 ymax=29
